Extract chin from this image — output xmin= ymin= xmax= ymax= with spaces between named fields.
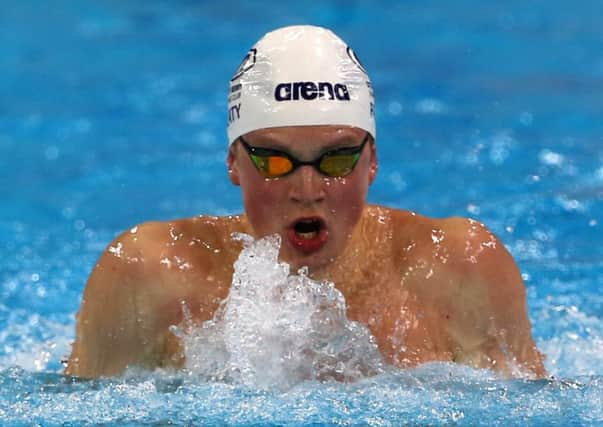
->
xmin=280 ymin=246 xmax=334 ymax=275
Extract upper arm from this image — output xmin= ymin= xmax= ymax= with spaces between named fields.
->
xmin=446 ymin=219 xmax=546 ymax=377
xmin=65 ymin=226 xmax=163 ymax=378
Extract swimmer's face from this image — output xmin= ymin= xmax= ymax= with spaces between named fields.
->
xmin=228 ymin=125 xmax=377 ymax=272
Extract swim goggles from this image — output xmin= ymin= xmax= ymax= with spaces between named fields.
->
xmin=238 ymin=132 xmax=370 ymax=178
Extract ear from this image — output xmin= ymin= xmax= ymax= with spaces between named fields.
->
xmin=368 ymin=140 xmax=378 ymax=185
xmin=227 ymin=145 xmax=241 ymax=186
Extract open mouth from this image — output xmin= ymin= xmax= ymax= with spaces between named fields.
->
xmin=287 ymin=217 xmax=328 ymax=254
xmin=294 ymin=218 xmax=322 ymax=239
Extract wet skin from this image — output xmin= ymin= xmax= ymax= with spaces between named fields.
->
xmin=66 ymin=126 xmax=546 ymax=379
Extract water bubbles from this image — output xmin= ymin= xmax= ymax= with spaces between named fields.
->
xmin=108 ymin=242 xmax=123 ymax=258
xmin=431 ymin=229 xmax=445 ymax=244
xmin=183 ymin=104 xmax=207 ymax=124
xmin=176 ymin=234 xmax=385 ymax=390
xmin=175 ymin=256 xmax=192 ymax=271
xmin=73 ymin=220 xmax=86 ymax=231
xmin=6 ymin=280 xmax=18 ymax=292
xmin=387 ymin=101 xmax=403 ymax=116
xmin=532 ymin=229 xmax=551 ymax=242
xmin=415 ymin=98 xmax=446 ymax=115
xmin=466 ymin=204 xmax=480 ymax=215
xmin=555 ymin=196 xmax=585 ymax=213
xmin=169 ymin=226 xmax=184 ymax=242
xmin=160 ymin=255 xmax=190 ymax=270
xmin=195 ymin=130 xmax=216 ymax=148
xmin=489 ymin=132 xmax=516 ymax=165
xmin=61 ymin=207 xmax=75 ymax=220
xmin=44 ymin=146 xmax=59 ymax=161
xmin=36 ymin=286 xmax=47 ymax=298
xmin=539 ymin=149 xmax=564 ymax=167
xmin=297 ymin=266 xmax=309 ymax=276
xmin=34 ymin=348 xmax=52 ymax=371
xmin=539 ymin=302 xmax=603 ymax=377
xmin=464 ymin=142 xmax=484 ymax=165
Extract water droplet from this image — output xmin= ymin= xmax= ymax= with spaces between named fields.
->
xmin=44 ymin=146 xmax=59 ymax=160
xmin=388 ymin=101 xmax=403 ymax=115
xmin=431 ymin=229 xmax=445 ymax=244
xmin=539 ymin=149 xmax=564 ymax=166
xmin=108 ymin=242 xmax=123 ymax=257
xmin=415 ymin=98 xmax=446 ymax=114
xmin=74 ymin=219 xmax=86 ymax=231
xmin=467 ymin=203 xmax=480 ymax=215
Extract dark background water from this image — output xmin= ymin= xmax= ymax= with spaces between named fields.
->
xmin=1 ymin=1 xmax=602 ymax=425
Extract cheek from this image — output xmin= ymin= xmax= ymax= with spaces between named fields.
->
xmin=243 ymin=186 xmax=278 ymax=214
xmin=240 ymin=176 xmax=287 ymax=233
xmin=327 ymin=177 xmax=368 ymax=223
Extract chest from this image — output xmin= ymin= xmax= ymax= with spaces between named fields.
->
xmin=342 ymin=260 xmax=456 ymax=367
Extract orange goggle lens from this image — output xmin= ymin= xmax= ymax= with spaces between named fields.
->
xmin=250 ymin=155 xmax=294 ymax=177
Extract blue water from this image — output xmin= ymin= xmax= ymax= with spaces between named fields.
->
xmin=1 ymin=1 xmax=603 ymax=425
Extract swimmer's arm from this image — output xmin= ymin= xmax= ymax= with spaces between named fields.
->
xmin=447 ymin=220 xmax=546 ymax=378
xmin=65 ymin=231 xmax=169 ymax=378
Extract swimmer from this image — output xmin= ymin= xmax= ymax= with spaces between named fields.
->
xmin=65 ymin=25 xmax=546 ymax=378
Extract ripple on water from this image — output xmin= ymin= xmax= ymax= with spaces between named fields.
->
xmin=0 ymin=366 xmax=601 ymax=426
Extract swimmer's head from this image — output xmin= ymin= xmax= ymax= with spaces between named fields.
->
xmin=227 ymin=25 xmax=376 ymax=145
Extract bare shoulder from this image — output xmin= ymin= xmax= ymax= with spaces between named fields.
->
xmin=374 ymin=208 xmax=511 ymax=292
xmin=65 ymin=214 xmax=248 ymax=378
xmin=103 ymin=214 xmax=248 ymax=267
xmin=376 ymin=207 xmax=545 ymax=377
xmin=82 ymin=213 xmax=249 ymax=303
xmin=440 ymin=216 xmax=504 ymax=266
xmin=434 ymin=216 xmax=524 ymax=296
xmin=387 ymin=211 xmax=524 ymax=311
xmin=382 ymin=208 xmax=507 ymax=273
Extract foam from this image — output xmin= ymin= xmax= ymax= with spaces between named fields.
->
xmin=171 ymin=233 xmax=385 ymax=390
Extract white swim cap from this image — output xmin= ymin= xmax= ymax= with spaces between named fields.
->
xmin=227 ymin=25 xmax=375 ymax=145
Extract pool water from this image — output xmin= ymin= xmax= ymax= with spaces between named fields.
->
xmin=1 ymin=1 xmax=603 ymax=425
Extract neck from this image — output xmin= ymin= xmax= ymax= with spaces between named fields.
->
xmin=311 ymin=206 xmax=395 ymax=299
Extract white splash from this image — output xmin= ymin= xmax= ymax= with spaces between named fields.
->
xmin=171 ymin=233 xmax=385 ymax=390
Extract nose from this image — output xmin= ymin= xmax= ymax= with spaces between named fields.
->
xmin=289 ymin=165 xmax=326 ymax=205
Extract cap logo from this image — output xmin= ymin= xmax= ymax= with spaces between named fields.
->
xmin=346 ymin=46 xmax=368 ymax=75
xmin=230 ymin=48 xmax=257 ymax=82
xmin=274 ymin=82 xmax=350 ymax=101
